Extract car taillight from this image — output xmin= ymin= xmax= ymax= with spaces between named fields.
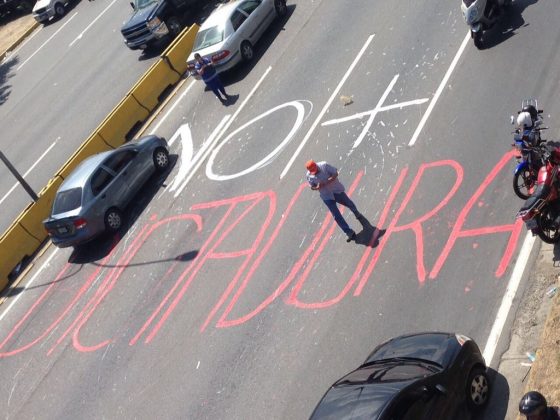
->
xmin=73 ymin=218 xmax=87 ymax=229
xmin=212 ymin=50 xmax=230 ymax=61
xmin=455 ymin=334 xmax=471 ymax=346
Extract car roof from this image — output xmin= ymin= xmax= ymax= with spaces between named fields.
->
xmin=200 ymin=0 xmax=242 ymax=28
xmin=59 ymin=151 xmax=111 ymax=191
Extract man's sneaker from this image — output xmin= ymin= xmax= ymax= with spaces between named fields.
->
xmin=346 ymin=231 xmax=356 ymax=242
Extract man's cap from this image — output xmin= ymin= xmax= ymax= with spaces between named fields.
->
xmin=306 ymin=160 xmax=318 ymax=174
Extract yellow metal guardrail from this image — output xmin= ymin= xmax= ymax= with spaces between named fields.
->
xmin=0 ymin=24 xmax=200 ymax=290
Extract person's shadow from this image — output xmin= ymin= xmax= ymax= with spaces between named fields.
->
xmin=353 ymin=215 xmax=386 ymax=248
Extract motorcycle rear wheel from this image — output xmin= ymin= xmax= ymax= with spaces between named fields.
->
xmin=536 ymin=207 xmax=560 ymax=244
xmin=513 ymin=168 xmax=537 ymax=200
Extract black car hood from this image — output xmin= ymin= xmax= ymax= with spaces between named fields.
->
xmin=364 ymin=332 xmax=460 ymax=368
xmin=310 ymin=381 xmax=411 ymax=420
xmin=121 ymin=2 xmax=159 ymax=31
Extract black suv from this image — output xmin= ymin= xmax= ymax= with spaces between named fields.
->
xmin=120 ymin=0 xmax=202 ymax=50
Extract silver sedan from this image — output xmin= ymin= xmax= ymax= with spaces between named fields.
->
xmin=187 ymin=0 xmax=287 ymax=77
xmin=43 ymin=135 xmax=170 ymax=248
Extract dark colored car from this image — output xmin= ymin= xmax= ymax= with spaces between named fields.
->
xmin=120 ymin=0 xmax=201 ymax=50
xmin=310 ymin=332 xmax=490 ymax=420
xmin=43 ymin=135 xmax=169 ymax=248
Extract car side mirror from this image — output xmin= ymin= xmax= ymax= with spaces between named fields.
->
xmin=435 ymin=384 xmax=448 ymax=395
xmin=130 ymin=2 xmax=136 ymax=10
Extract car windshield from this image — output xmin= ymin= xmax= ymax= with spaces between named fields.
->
xmin=52 ymin=188 xmax=83 ymax=215
xmin=134 ymin=0 xmax=156 ymax=10
xmin=193 ymin=26 xmax=224 ymax=51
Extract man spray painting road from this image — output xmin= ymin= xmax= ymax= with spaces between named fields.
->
xmin=305 ymin=160 xmax=364 ymax=242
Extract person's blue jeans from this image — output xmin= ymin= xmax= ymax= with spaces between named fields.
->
xmin=322 ymin=192 xmax=361 ymax=236
xmin=205 ymin=77 xmax=227 ymax=99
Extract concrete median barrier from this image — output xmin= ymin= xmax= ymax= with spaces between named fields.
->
xmin=96 ymin=94 xmax=151 ymax=146
xmin=162 ymin=24 xmax=199 ymax=75
xmin=0 ymin=212 xmax=42 ymax=290
xmin=130 ymin=59 xmax=182 ymax=111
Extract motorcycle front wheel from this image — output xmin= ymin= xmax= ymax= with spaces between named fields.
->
xmin=513 ymin=168 xmax=537 ymax=200
xmin=536 ymin=207 xmax=560 ymax=244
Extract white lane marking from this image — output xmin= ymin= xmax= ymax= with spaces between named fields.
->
xmin=280 ymin=34 xmax=375 ymax=179
xmin=0 ymin=248 xmax=59 ymax=323
xmin=173 ymin=66 xmax=272 ymax=196
xmin=17 ymin=12 xmax=78 ymax=71
xmin=168 ymin=123 xmax=195 ymax=192
xmin=173 ymin=116 xmax=230 ymax=198
xmin=482 ymin=232 xmax=536 ymax=365
xmin=69 ymin=0 xmax=118 ymax=47
xmin=150 ymin=79 xmax=197 ymax=135
xmin=322 ymin=98 xmax=429 ymax=126
xmin=1 ymin=26 xmax=41 ymax=66
xmin=0 ymin=139 xmax=58 ymax=206
xmin=408 ymin=31 xmax=470 ymax=147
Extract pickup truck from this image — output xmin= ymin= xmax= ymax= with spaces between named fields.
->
xmin=120 ymin=0 xmax=202 ymax=50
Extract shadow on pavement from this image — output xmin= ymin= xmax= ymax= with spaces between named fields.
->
xmin=480 ymin=0 xmax=539 ymax=50
xmin=69 ymin=154 xmax=179 ymax=264
xmin=352 ymin=215 xmax=385 ymax=247
xmin=482 ymin=368 xmax=510 ymax=420
xmin=0 ymin=57 xmax=18 ymax=105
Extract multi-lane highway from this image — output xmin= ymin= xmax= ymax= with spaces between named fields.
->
xmin=1 ymin=0 xmax=559 ymax=418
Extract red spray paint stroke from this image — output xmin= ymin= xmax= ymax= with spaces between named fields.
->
xmin=66 ymin=215 xmax=202 ymax=353
xmin=213 ymin=183 xmax=307 ymax=330
xmin=0 ymin=236 xmax=120 ymax=358
xmin=143 ymin=192 xmax=274 ymax=343
xmin=0 ymin=263 xmax=72 ymax=357
xmin=285 ymin=172 xmax=365 ymax=309
xmin=129 ymin=214 xmax=203 ymax=346
xmin=47 ymin=224 xmax=153 ymax=354
xmin=350 ymin=168 xmax=409 ymax=296
xmin=430 ymin=150 xmax=522 ymax=279
xmin=354 ymin=160 xmax=464 ymax=294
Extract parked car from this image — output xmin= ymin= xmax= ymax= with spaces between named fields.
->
xmin=0 ymin=0 xmax=32 ymax=17
xmin=120 ymin=0 xmax=202 ymax=50
xmin=32 ymin=0 xmax=71 ymax=23
xmin=310 ymin=332 xmax=491 ymax=420
xmin=187 ymin=0 xmax=287 ymax=78
xmin=43 ymin=135 xmax=170 ymax=248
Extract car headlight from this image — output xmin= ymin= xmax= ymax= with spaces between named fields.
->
xmin=467 ymin=6 xmax=478 ymax=25
xmin=147 ymin=17 xmax=162 ymax=31
xmin=455 ymin=334 xmax=472 ymax=346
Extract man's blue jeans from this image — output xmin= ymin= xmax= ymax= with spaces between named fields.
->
xmin=322 ymin=192 xmax=360 ymax=236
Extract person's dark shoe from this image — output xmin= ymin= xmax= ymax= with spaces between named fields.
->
xmin=346 ymin=231 xmax=356 ymax=242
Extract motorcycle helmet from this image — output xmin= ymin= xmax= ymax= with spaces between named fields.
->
xmin=522 ymin=104 xmax=539 ymax=122
xmin=519 ymin=391 xmax=547 ymax=416
xmin=517 ymin=111 xmax=533 ymax=128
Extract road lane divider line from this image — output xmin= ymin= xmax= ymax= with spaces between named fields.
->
xmin=149 ymin=79 xmax=197 ymax=135
xmin=0 ymin=248 xmax=58 ymax=322
xmin=1 ymin=22 xmax=41 ymax=65
xmin=280 ymin=34 xmax=375 ymax=179
xmin=482 ymin=232 xmax=536 ymax=366
xmin=69 ymin=0 xmax=118 ymax=47
xmin=408 ymin=31 xmax=470 ymax=147
xmin=0 ymin=139 xmax=58 ymax=207
xmin=17 ymin=12 xmax=78 ymax=71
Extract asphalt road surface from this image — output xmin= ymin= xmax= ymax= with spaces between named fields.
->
xmin=1 ymin=0 xmax=559 ymax=418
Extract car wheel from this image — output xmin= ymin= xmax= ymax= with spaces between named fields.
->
xmin=153 ymin=147 xmax=170 ymax=172
xmin=466 ymin=367 xmax=490 ymax=410
xmin=274 ymin=0 xmax=287 ymax=17
xmin=54 ymin=3 xmax=65 ymax=17
xmin=104 ymin=208 xmax=123 ymax=232
xmin=167 ymin=16 xmax=182 ymax=37
xmin=240 ymin=41 xmax=254 ymax=62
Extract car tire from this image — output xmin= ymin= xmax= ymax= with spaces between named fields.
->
xmin=153 ymin=147 xmax=170 ymax=172
xmin=104 ymin=208 xmax=123 ymax=232
xmin=167 ymin=16 xmax=182 ymax=37
xmin=54 ymin=3 xmax=65 ymax=17
xmin=240 ymin=41 xmax=254 ymax=62
xmin=274 ymin=0 xmax=287 ymax=17
xmin=465 ymin=367 xmax=490 ymax=411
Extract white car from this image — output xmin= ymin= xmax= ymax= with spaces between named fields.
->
xmin=187 ymin=0 xmax=287 ymax=78
xmin=32 ymin=0 xmax=70 ymax=23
